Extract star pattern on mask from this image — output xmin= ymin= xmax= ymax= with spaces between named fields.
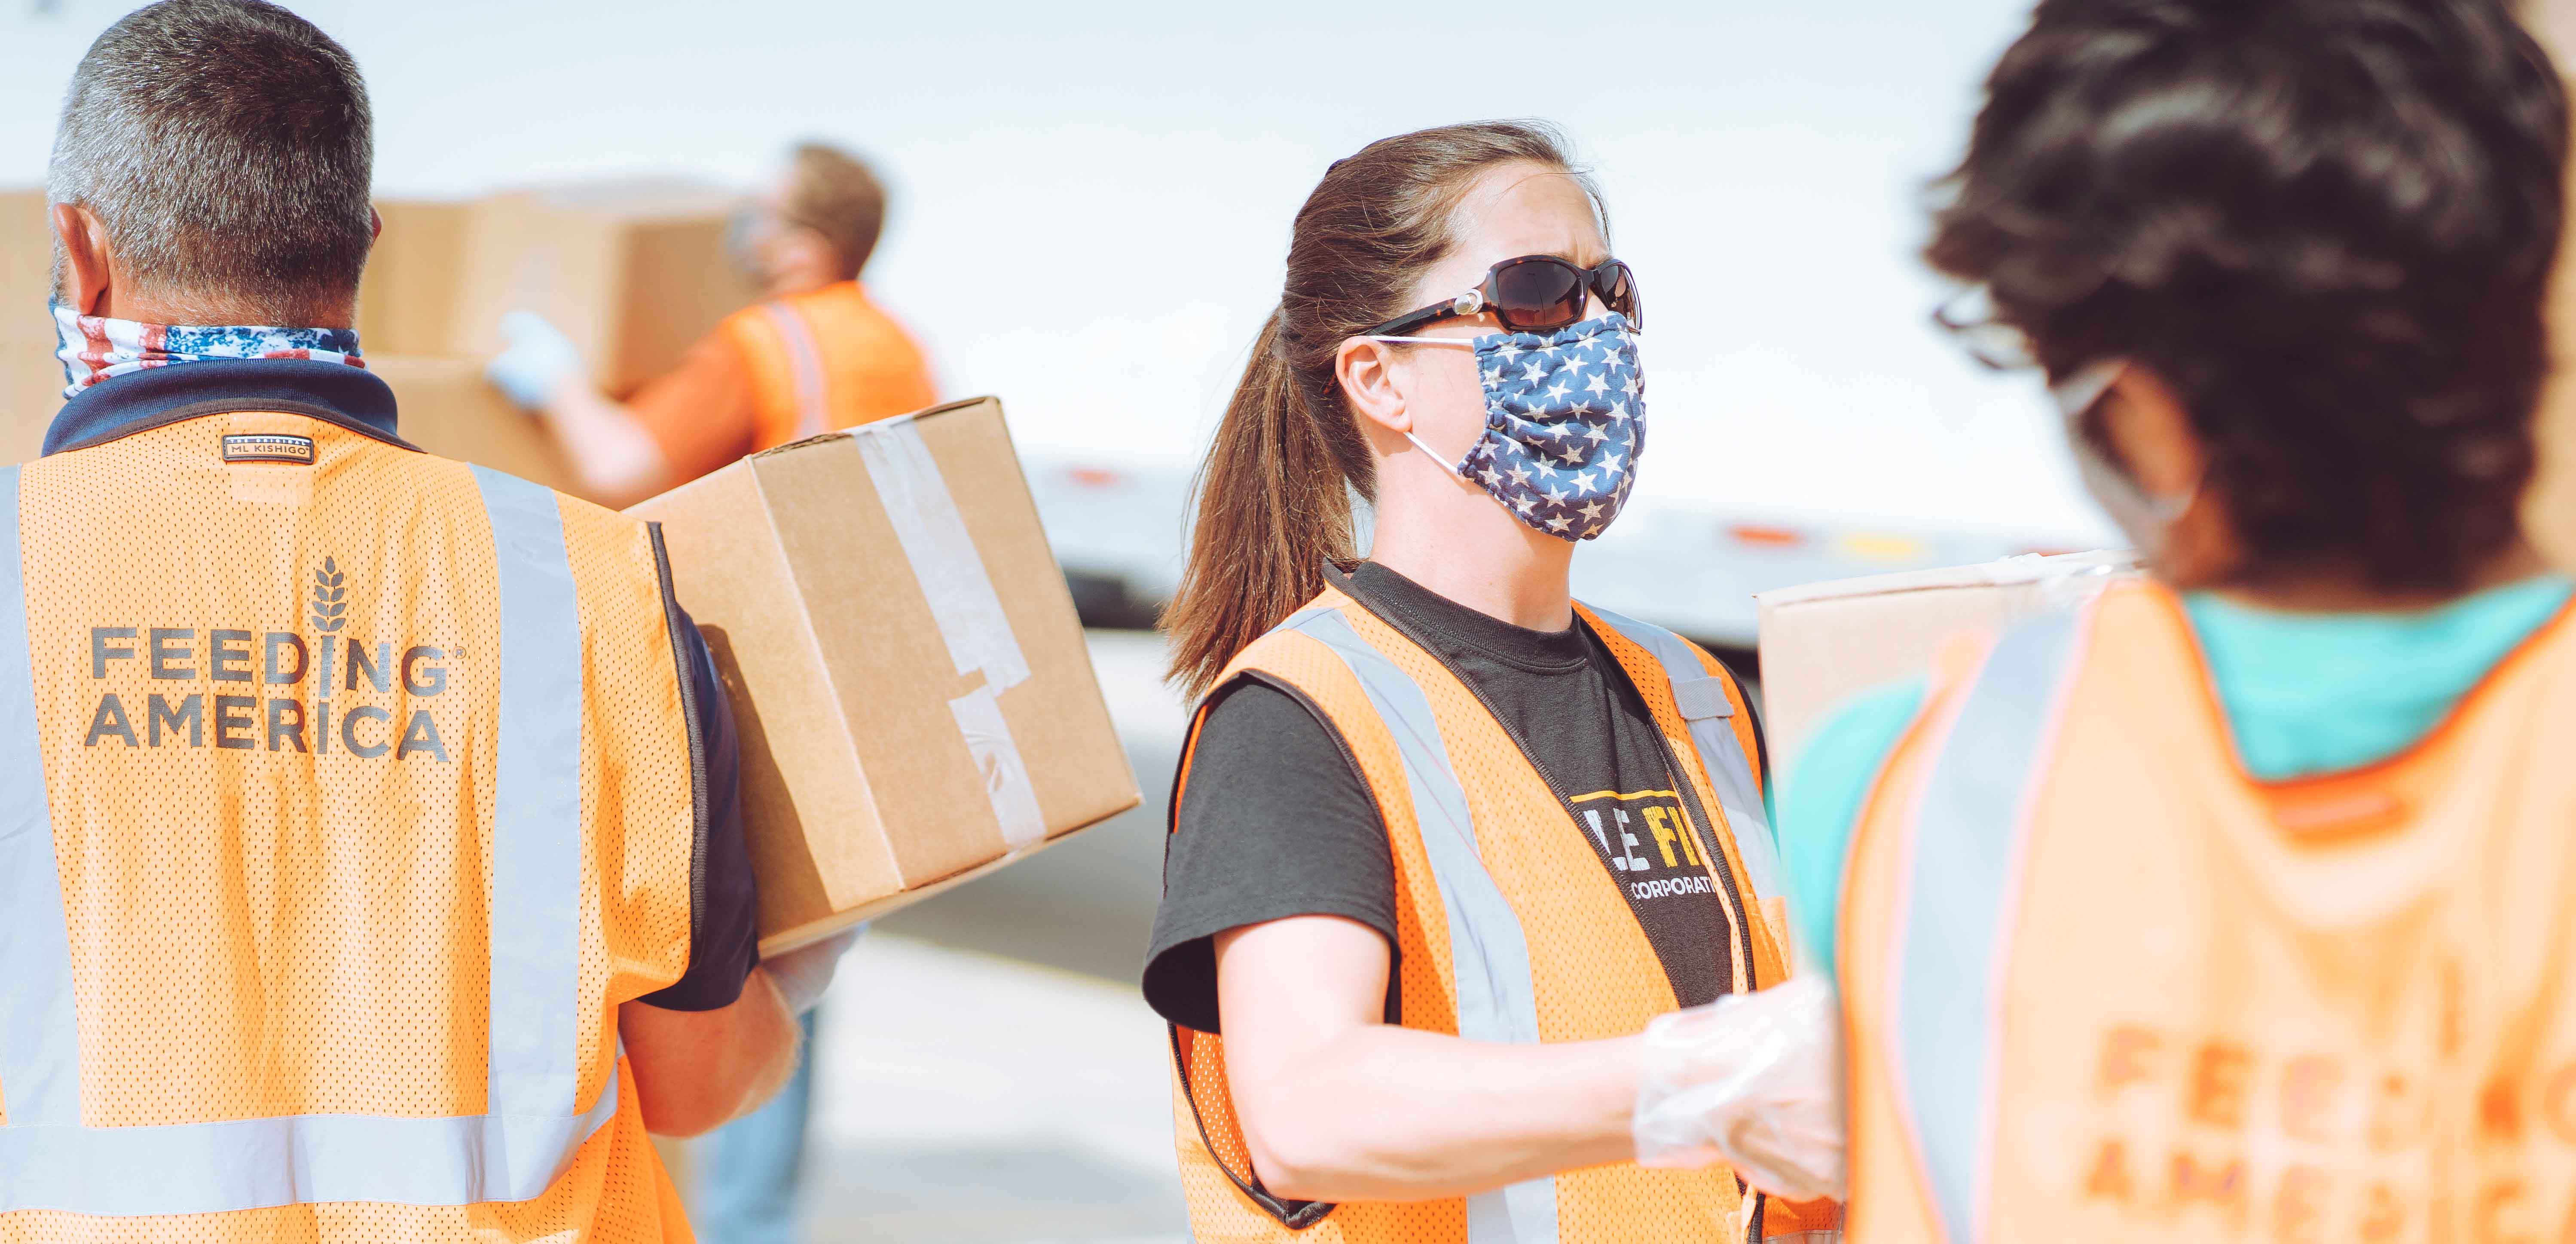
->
xmin=1452 ymin=314 xmax=1647 ymax=543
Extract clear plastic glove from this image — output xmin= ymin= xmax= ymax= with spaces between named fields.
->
xmin=1634 ymin=975 xmax=1846 ymax=1202
xmin=484 ymin=310 xmax=585 ymax=408
xmin=761 ymin=925 xmax=863 ymax=1015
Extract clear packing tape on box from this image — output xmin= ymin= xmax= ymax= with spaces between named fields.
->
xmin=853 ymin=416 xmax=1047 ymax=849
xmin=1969 ymin=549 xmax=2141 ymax=606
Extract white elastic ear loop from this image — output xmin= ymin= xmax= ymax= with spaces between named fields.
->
xmin=2052 ymin=358 xmax=2198 ymax=523
xmin=1401 ymin=429 xmax=1467 ymax=475
xmin=2047 ymin=358 xmax=2126 ymax=418
xmin=1364 ymin=334 xmax=1478 ymax=474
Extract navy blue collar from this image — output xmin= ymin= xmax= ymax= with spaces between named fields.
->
xmin=43 ymin=358 xmax=412 ymax=457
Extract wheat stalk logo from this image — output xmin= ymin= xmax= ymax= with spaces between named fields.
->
xmin=310 ymin=558 xmax=348 ymax=633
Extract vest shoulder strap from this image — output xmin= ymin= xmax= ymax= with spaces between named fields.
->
xmin=1576 ymin=604 xmax=1782 ymax=907
xmin=1874 ymin=605 xmax=2090 ymax=1244
xmin=720 ymin=299 xmax=832 ymax=443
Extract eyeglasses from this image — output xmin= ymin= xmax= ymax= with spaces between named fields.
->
xmin=1362 ymin=254 xmax=1642 ymax=337
xmin=1931 ymin=284 xmax=2038 ymax=371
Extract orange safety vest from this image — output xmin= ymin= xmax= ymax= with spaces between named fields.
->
xmin=1841 ymin=579 xmax=2576 ymax=1242
xmin=1168 ymin=583 xmax=1841 ymax=1244
xmin=719 ymin=280 xmax=937 ymax=450
xmin=0 ymin=408 xmax=702 ymax=1241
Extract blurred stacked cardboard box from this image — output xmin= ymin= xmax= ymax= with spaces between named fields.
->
xmin=353 ymin=199 xmax=472 ymax=361
xmin=442 ymin=182 xmax=758 ymax=398
xmin=3 ymin=342 xmax=60 ymax=461
xmin=5 ymin=190 xmax=60 ymax=457
xmin=364 ymin=355 xmax=576 ymax=486
xmin=0 ymin=181 xmax=761 ymax=491
xmin=3 ymin=190 xmax=49 ymax=350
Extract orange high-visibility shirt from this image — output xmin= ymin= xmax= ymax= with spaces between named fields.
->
xmin=1841 ymin=579 xmax=2576 ymax=1242
xmin=0 ymin=360 xmax=709 ymax=1242
xmin=1165 ymin=578 xmax=1840 ymax=1244
xmin=625 ymin=281 xmax=936 ymax=483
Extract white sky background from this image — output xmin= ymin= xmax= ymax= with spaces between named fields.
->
xmin=0 ymin=0 xmax=2112 ymax=545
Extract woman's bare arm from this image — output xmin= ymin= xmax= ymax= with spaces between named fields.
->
xmin=1213 ymin=914 xmax=1640 ymax=1202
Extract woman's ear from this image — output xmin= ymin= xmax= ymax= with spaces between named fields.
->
xmin=2098 ymin=365 xmax=2207 ymax=498
xmin=1335 ymin=337 xmax=1414 ymax=438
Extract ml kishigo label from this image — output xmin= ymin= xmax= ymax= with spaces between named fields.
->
xmin=219 ymin=432 xmax=317 ymax=465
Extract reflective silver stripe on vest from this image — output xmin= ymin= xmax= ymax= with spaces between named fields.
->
xmin=0 ymin=466 xmax=82 ymax=1129
xmin=473 ymin=466 xmax=587 ymax=1126
xmin=1282 ymin=607 xmax=1561 ymax=1244
xmin=1583 ymin=605 xmax=1781 ymax=902
xmin=759 ymin=301 xmax=831 ymax=438
xmin=0 ymin=1076 xmax=620 ymax=1214
xmin=1891 ymin=613 xmax=2080 ymax=1243
xmin=0 ymin=465 xmax=608 ymax=1213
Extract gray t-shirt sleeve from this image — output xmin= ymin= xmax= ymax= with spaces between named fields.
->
xmin=1141 ymin=675 xmax=1396 ymax=1035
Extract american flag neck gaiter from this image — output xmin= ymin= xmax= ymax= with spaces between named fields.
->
xmin=51 ymin=302 xmax=364 ymax=399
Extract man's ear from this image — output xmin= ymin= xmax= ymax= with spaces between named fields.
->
xmin=1335 ymin=337 xmax=1413 ymax=440
xmin=2097 ymin=365 xmax=2208 ymax=498
xmin=370 ymin=205 xmax=383 ymax=243
xmin=50 ymin=203 xmax=113 ymax=317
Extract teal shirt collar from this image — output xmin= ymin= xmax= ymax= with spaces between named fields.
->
xmin=2180 ymin=575 xmax=2574 ymax=781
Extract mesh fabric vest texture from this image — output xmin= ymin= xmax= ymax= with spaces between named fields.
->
xmin=1841 ymin=580 xmax=2576 ymax=1242
xmin=0 ymin=410 xmax=700 ymax=1242
xmin=1168 ymin=586 xmax=1832 ymax=1244
xmin=720 ymin=280 xmax=937 ymax=449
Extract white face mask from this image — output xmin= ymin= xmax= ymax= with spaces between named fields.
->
xmin=2051 ymin=359 xmax=2197 ymax=555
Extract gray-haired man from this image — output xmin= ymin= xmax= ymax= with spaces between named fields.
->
xmin=13 ymin=2 xmax=830 ymax=1236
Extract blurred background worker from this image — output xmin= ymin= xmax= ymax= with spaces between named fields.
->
xmin=486 ymin=141 xmax=937 ymax=509
xmin=1780 ymin=1 xmax=2576 ymax=1238
xmin=3 ymin=3 xmax=858 ymax=1239
xmin=487 ymin=139 xmax=927 ymax=1244
xmin=1146 ymin=121 xmax=1843 ymax=1244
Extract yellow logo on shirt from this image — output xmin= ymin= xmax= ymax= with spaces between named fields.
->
xmin=1571 ymin=788 xmax=1711 ymax=899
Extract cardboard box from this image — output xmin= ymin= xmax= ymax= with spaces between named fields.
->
xmin=2 ymin=189 xmax=48 ymax=347
xmin=368 ymin=355 xmax=578 ymax=495
xmin=355 ymin=200 xmax=471 ymax=356
xmin=1755 ymin=551 xmax=2139 ymax=771
xmin=445 ymin=181 xmax=761 ymax=398
xmin=631 ymin=396 xmax=1140 ymax=953
xmin=3 ymin=340 xmax=62 ymax=461
xmin=1 ymin=190 xmax=48 ymax=349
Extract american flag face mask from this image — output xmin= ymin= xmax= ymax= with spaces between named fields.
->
xmin=1368 ymin=311 xmax=1645 ymax=542
xmin=51 ymin=302 xmax=365 ymax=398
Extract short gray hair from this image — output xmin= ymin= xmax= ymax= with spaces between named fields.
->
xmin=48 ymin=0 xmax=374 ymax=323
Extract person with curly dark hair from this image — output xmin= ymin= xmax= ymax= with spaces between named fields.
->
xmin=1781 ymin=1 xmax=2576 ymax=1237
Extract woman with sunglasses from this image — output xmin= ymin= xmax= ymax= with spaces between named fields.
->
xmin=1144 ymin=120 xmax=1843 ymax=1244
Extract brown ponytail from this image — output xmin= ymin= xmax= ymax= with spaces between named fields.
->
xmin=1161 ymin=120 xmax=1595 ymax=695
